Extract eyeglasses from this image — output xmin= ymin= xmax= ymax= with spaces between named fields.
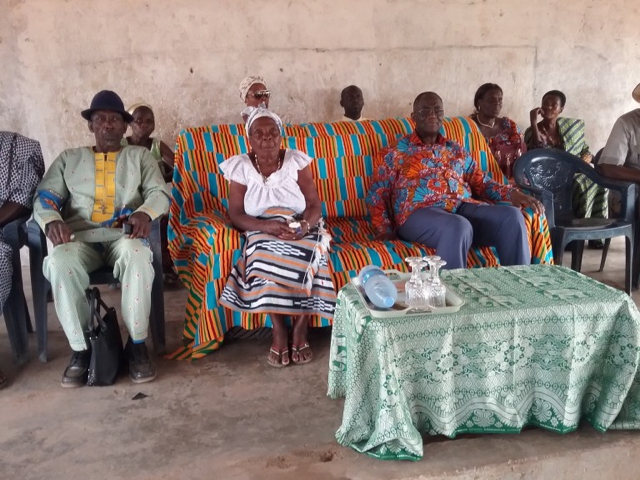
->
xmin=414 ymin=108 xmax=445 ymax=119
xmin=249 ymin=90 xmax=271 ymax=100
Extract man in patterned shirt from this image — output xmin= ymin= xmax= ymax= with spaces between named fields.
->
xmin=366 ymin=92 xmax=543 ymax=269
xmin=33 ymin=90 xmax=170 ymax=388
xmin=0 ymin=132 xmax=45 ymax=389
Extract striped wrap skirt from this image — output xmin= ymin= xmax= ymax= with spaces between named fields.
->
xmin=220 ymin=208 xmax=336 ymax=320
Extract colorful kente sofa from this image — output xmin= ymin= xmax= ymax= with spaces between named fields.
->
xmin=168 ymin=117 xmax=553 ymax=359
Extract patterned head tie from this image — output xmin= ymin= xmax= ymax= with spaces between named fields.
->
xmin=246 ymin=107 xmax=283 ymax=135
xmin=239 ymin=76 xmax=267 ymax=101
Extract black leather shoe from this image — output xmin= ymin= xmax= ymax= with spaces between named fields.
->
xmin=125 ymin=339 xmax=156 ymax=384
xmin=61 ymin=350 xmax=91 ymax=388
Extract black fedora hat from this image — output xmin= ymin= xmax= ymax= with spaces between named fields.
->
xmin=81 ymin=90 xmax=133 ymax=123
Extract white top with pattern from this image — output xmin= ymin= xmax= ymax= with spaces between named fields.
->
xmin=0 ymin=131 xmax=45 ymax=209
xmin=220 ymin=149 xmax=312 ymax=217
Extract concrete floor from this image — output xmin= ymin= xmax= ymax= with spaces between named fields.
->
xmin=2 ymin=240 xmax=640 ymax=480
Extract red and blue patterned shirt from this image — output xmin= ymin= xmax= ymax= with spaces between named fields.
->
xmin=366 ymin=132 xmax=514 ymax=236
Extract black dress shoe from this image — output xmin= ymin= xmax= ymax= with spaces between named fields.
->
xmin=125 ymin=339 xmax=156 ymax=384
xmin=61 ymin=350 xmax=91 ymax=388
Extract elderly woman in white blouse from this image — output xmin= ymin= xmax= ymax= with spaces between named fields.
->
xmin=219 ymin=108 xmax=336 ymax=367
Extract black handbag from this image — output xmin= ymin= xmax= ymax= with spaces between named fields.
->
xmin=85 ymin=287 xmax=125 ymax=386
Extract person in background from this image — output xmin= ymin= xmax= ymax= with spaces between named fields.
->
xmin=125 ymin=104 xmax=174 ymax=182
xmin=0 ymin=132 xmax=45 ymax=389
xmin=340 ymin=85 xmax=367 ymax=122
xmin=366 ymin=92 xmax=543 ymax=270
xmin=239 ymin=76 xmax=270 ymax=123
xmin=525 ymin=90 xmax=592 ymax=160
xmin=124 ymin=103 xmax=177 ymax=284
xmin=598 ymin=83 xmax=640 ymax=181
xmin=598 ymin=83 xmax=640 ymax=226
xmin=525 ymin=90 xmax=607 ymax=247
xmin=33 ymin=90 xmax=170 ymax=388
xmin=469 ymin=83 xmax=526 ymax=179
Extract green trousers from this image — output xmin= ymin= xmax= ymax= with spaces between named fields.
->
xmin=43 ymin=237 xmax=154 ymax=351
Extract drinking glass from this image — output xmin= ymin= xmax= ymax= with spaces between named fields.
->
xmin=422 ymin=255 xmax=440 ymax=285
xmin=427 ymin=258 xmax=447 ymax=308
xmin=404 ymin=257 xmax=428 ymax=309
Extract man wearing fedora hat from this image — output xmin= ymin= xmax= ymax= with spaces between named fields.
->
xmin=598 ymin=83 xmax=640 ymax=181
xmin=33 ymin=90 xmax=170 ymax=388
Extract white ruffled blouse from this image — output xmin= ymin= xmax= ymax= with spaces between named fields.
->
xmin=220 ymin=149 xmax=312 ymax=217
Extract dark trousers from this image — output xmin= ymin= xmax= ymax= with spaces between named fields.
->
xmin=397 ymin=203 xmax=530 ymax=269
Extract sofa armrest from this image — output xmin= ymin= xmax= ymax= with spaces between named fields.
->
xmin=520 ymin=207 xmax=553 ymax=264
xmin=491 ymin=200 xmax=554 ymax=264
xmin=171 ymin=210 xmax=242 ymax=281
xmin=187 ymin=211 xmax=240 ymax=246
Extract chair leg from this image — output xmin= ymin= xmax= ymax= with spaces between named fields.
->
xmin=625 ymin=234 xmax=633 ymax=295
xmin=149 ymin=218 xmax=166 ymax=355
xmin=24 ymin=293 xmax=34 ymax=334
xmin=554 ymin=244 xmax=565 ymax=266
xmin=4 ymin=256 xmax=29 ymax=366
xmin=3 ymin=286 xmax=29 ymax=365
xmin=634 ymin=226 xmax=640 ymax=290
xmin=3 ymin=301 xmax=29 ymax=366
xmin=2 ymin=220 xmax=30 ymax=365
xmin=28 ymin=220 xmax=50 ymax=362
xmin=570 ymin=241 xmax=585 ymax=272
xmin=149 ymin=292 xmax=166 ymax=356
xmin=599 ymin=238 xmax=611 ymax=272
xmin=552 ymin=231 xmax=565 ymax=267
xmin=33 ymin=280 xmax=50 ymax=363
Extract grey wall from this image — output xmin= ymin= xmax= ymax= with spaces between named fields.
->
xmin=2 ymin=0 xmax=640 ymax=165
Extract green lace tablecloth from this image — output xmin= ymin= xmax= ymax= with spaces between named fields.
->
xmin=327 ymin=265 xmax=640 ymax=460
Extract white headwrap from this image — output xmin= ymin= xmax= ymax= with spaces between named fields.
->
xmin=238 ymin=76 xmax=267 ymax=101
xmin=246 ymin=107 xmax=283 ymax=134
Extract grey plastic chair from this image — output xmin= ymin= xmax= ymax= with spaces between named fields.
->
xmin=513 ymin=149 xmax=635 ymax=294
xmin=2 ymin=214 xmax=34 ymax=365
xmin=27 ymin=218 xmax=166 ymax=362
xmin=591 ymin=147 xmax=640 ymax=282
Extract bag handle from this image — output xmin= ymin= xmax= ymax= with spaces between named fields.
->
xmin=86 ymin=287 xmax=110 ymax=331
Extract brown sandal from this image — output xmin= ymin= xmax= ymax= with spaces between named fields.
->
xmin=267 ymin=347 xmax=290 ymax=368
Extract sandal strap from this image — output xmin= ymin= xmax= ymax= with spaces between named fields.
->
xmin=268 ymin=347 xmax=290 ymax=367
xmin=270 ymin=347 xmax=289 ymax=356
xmin=292 ymin=343 xmax=310 ymax=352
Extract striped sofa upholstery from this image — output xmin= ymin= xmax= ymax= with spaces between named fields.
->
xmin=168 ymin=117 xmax=553 ymax=359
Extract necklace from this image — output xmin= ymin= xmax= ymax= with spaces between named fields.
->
xmin=475 ymin=115 xmax=496 ymax=129
xmin=254 ymin=154 xmax=282 ymax=183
